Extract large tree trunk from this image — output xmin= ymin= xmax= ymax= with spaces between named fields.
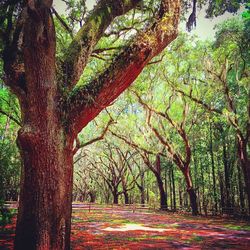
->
xmin=14 ymin=5 xmax=74 ymax=249
xmin=156 ymin=174 xmax=168 ymax=210
xmin=183 ymin=169 xmax=198 ymax=216
xmin=15 ymin=134 xmax=74 ymax=249
xmin=7 ymin=1 xmax=181 ymax=248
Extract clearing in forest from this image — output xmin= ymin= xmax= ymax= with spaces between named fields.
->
xmin=1 ymin=206 xmax=250 ymax=249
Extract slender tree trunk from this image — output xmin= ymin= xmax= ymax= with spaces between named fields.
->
xmin=171 ymin=167 xmax=176 ymax=211
xmin=146 ymin=171 xmax=149 ymax=203
xmin=179 ymin=183 xmax=183 ymax=208
xmin=183 ymin=169 xmax=198 ymax=216
xmin=169 ymin=169 xmax=173 ymax=210
xmin=237 ymin=136 xmax=250 ymax=214
xmin=113 ymin=191 xmax=119 ymax=204
xmin=156 ymin=174 xmax=167 ymax=210
xmin=140 ymin=172 xmax=145 ymax=205
xmin=124 ymin=191 xmax=129 ymax=204
xmin=141 ymin=188 xmax=145 ymax=205
xmin=237 ymin=163 xmax=245 ymax=212
xmin=165 ymin=167 xmax=168 ymax=208
xmin=222 ymin=133 xmax=231 ymax=209
xmin=193 ymin=145 xmax=200 ymax=213
xmin=200 ymin=160 xmax=206 ymax=214
xmin=219 ymin=172 xmax=225 ymax=213
xmin=138 ymin=186 xmax=145 ymax=205
xmin=209 ymin=122 xmax=218 ymax=214
xmin=89 ymin=192 xmax=96 ymax=203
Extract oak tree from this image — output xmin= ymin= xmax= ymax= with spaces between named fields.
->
xmin=0 ymin=0 xmax=245 ymax=248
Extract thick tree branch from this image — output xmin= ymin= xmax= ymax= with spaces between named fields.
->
xmin=2 ymin=8 xmax=27 ymax=101
xmin=62 ymin=0 xmax=142 ymax=90
xmin=65 ymin=0 xmax=180 ymax=135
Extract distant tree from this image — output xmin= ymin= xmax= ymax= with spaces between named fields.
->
xmin=174 ymin=18 xmax=250 ymax=213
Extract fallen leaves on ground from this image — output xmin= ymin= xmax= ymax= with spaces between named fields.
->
xmin=1 ymin=206 xmax=250 ymax=249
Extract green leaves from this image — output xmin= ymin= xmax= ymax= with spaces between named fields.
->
xmin=242 ymin=3 xmax=250 ymax=20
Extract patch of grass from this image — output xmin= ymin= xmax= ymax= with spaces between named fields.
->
xmin=154 ymin=223 xmax=179 ymax=229
xmin=110 ymin=219 xmax=135 ymax=225
xmin=151 ymin=235 xmax=168 ymax=240
xmin=192 ymin=236 xmax=204 ymax=242
xmin=165 ymin=236 xmax=174 ymax=241
xmin=72 ymin=217 xmax=84 ymax=222
xmin=126 ymin=237 xmax=141 ymax=241
xmin=224 ymin=224 xmax=250 ymax=231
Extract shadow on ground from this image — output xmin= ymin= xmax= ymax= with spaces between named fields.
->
xmin=1 ymin=206 xmax=250 ymax=249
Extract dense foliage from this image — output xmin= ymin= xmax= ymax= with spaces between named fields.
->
xmin=72 ymin=16 xmax=249 ymax=215
xmin=1 ymin=10 xmax=249 ymax=215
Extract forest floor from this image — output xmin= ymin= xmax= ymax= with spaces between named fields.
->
xmin=1 ymin=205 xmax=250 ymax=249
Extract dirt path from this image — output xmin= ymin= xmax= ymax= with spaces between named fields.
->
xmin=1 ymin=206 xmax=250 ymax=249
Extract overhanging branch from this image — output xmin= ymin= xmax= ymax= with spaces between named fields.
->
xmin=65 ymin=0 xmax=180 ymax=135
xmin=61 ymin=0 xmax=142 ymax=90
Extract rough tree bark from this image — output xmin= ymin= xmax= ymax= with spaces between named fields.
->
xmin=183 ymin=169 xmax=198 ymax=216
xmin=156 ymin=175 xmax=168 ymax=210
xmin=1 ymin=0 xmax=180 ymax=249
xmin=155 ymin=155 xmax=168 ymax=210
xmin=14 ymin=3 xmax=74 ymax=249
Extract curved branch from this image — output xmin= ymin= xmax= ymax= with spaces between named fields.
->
xmin=73 ymin=117 xmax=114 ymax=155
xmin=65 ymin=0 xmax=180 ymax=135
xmin=147 ymin=111 xmax=185 ymax=169
xmin=61 ymin=0 xmax=142 ymax=90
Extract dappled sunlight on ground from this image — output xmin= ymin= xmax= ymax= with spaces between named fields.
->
xmin=103 ymin=223 xmax=168 ymax=232
xmin=1 ymin=206 xmax=250 ymax=249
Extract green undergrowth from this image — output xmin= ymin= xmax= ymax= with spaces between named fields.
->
xmin=224 ymin=224 xmax=250 ymax=231
xmin=0 ymin=206 xmax=16 ymax=227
